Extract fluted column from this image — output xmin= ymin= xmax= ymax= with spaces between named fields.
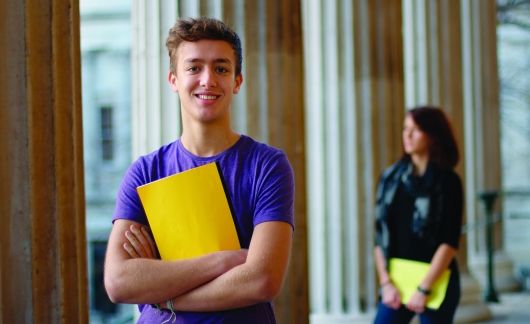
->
xmin=131 ymin=1 xmax=308 ymax=323
xmin=131 ymin=0 xmax=181 ymax=156
xmin=303 ymin=0 xmax=404 ymax=322
xmin=461 ymin=0 xmax=519 ymax=294
xmin=0 ymin=0 xmax=88 ymax=322
xmin=402 ymin=1 xmax=492 ymax=322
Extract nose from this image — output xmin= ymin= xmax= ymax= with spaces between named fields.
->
xmin=199 ymin=68 xmax=217 ymax=88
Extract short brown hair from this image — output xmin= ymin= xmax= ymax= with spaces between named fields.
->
xmin=166 ymin=17 xmax=243 ymax=76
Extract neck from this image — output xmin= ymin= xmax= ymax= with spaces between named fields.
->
xmin=410 ymin=154 xmax=429 ymax=176
xmin=181 ymin=125 xmax=240 ymax=157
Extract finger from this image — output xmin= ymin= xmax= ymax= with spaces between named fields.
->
xmin=123 ymin=242 xmax=140 ymax=258
xmin=406 ymin=303 xmax=422 ymax=314
xmin=394 ymin=294 xmax=401 ymax=305
xmin=390 ymin=292 xmax=400 ymax=308
xmin=385 ymin=296 xmax=399 ymax=310
xmin=382 ymin=295 xmax=392 ymax=305
xmin=383 ymin=300 xmax=393 ymax=308
xmin=129 ymin=225 xmax=152 ymax=258
xmin=125 ymin=230 xmax=148 ymax=258
xmin=142 ymin=226 xmax=158 ymax=258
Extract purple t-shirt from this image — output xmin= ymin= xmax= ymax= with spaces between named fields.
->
xmin=113 ymin=135 xmax=294 ymax=324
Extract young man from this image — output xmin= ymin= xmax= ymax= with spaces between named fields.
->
xmin=104 ymin=17 xmax=295 ymax=323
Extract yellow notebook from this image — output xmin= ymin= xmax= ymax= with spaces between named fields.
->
xmin=389 ymin=258 xmax=451 ymax=310
xmin=136 ymin=162 xmax=240 ymax=260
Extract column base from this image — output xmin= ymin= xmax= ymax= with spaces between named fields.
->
xmin=455 ymin=273 xmax=492 ymax=323
xmin=470 ymin=251 xmax=521 ymax=292
xmin=310 ymin=313 xmax=372 ymax=324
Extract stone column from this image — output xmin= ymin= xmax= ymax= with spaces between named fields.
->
xmin=461 ymin=0 xmax=519 ymax=294
xmin=0 ymin=0 xmax=88 ymax=322
xmin=235 ymin=1 xmax=310 ymax=322
xmin=402 ymin=0 xmax=492 ymax=322
xmin=131 ymin=0 xmax=181 ymax=156
xmin=131 ymin=1 xmax=309 ymax=323
xmin=303 ymin=0 xmax=404 ymax=322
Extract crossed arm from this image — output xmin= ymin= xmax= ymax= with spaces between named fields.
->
xmin=104 ymin=219 xmax=293 ymax=311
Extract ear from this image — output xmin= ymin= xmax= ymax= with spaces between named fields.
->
xmin=168 ymin=70 xmax=178 ymax=92
xmin=233 ymin=74 xmax=243 ymax=94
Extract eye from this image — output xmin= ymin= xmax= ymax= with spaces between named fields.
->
xmin=215 ymin=66 xmax=229 ymax=74
xmin=186 ymin=66 xmax=200 ymax=73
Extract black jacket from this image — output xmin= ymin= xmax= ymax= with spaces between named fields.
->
xmin=374 ymin=158 xmax=463 ymax=261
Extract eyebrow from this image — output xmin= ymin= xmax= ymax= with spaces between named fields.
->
xmin=184 ymin=58 xmax=232 ymax=65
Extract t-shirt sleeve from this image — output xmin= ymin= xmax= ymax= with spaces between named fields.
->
xmin=438 ymin=171 xmax=464 ymax=249
xmin=253 ymin=152 xmax=295 ymax=229
xmin=112 ymin=158 xmax=149 ymax=225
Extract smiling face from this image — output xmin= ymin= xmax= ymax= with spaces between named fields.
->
xmin=402 ymin=114 xmax=430 ymax=157
xmin=168 ymin=39 xmax=243 ymax=125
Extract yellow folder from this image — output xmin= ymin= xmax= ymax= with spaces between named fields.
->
xmin=136 ymin=162 xmax=240 ymax=260
xmin=389 ymin=258 xmax=451 ymax=310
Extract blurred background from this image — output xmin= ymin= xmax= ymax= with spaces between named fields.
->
xmin=80 ymin=1 xmax=529 ymax=323
xmin=1 ymin=0 xmax=528 ymax=323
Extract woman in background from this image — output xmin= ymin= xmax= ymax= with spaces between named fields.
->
xmin=373 ymin=106 xmax=463 ymax=324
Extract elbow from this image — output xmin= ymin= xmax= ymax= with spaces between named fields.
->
xmin=104 ymin=269 xmax=128 ymax=303
xmin=255 ymin=274 xmax=284 ymax=301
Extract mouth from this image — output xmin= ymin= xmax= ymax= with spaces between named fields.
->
xmin=195 ymin=93 xmax=220 ymax=100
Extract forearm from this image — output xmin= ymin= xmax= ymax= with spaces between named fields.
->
xmin=420 ymin=243 xmax=457 ymax=289
xmin=172 ymin=221 xmax=292 ymax=312
xmin=374 ymin=246 xmax=390 ymax=285
xmin=171 ymin=262 xmax=275 ymax=311
xmin=104 ymin=220 xmax=245 ymax=305
xmin=105 ymin=252 xmax=238 ymax=304
xmin=374 ymin=246 xmax=402 ymax=308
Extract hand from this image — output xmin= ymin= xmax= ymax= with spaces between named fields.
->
xmin=217 ymin=249 xmax=248 ymax=272
xmin=381 ymin=283 xmax=401 ymax=309
xmin=406 ymin=291 xmax=428 ymax=313
xmin=123 ymin=224 xmax=158 ymax=259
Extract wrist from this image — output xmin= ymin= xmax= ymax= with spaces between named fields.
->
xmin=380 ymin=278 xmax=392 ymax=287
xmin=379 ymin=279 xmax=393 ymax=295
xmin=152 ymin=302 xmax=168 ymax=311
xmin=416 ymin=285 xmax=431 ymax=296
xmin=379 ymin=276 xmax=392 ymax=288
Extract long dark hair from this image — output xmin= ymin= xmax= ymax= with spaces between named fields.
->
xmin=405 ymin=106 xmax=459 ymax=169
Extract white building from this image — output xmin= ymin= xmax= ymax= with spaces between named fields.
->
xmin=80 ymin=0 xmax=134 ymax=322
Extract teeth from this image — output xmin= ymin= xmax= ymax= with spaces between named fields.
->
xmin=197 ymin=94 xmax=217 ymax=100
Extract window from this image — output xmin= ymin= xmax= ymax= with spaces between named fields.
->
xmin=91 ymin=241 xmax=118 ymax=316
xmin=100 ymin=106 xmax=114 ymax=161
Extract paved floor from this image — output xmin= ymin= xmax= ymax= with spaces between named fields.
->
xmin=480 ymin=291 xmax=530 ymax=323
